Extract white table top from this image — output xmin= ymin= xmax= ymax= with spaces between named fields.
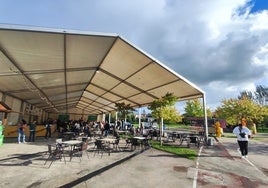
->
xmin=133 ymin=136 xmax=146 ymax=140
xmin=100 ymin=138 xmax=117 ymax=142
xmin=63 ymin=132 xmax=75 ymax=134
xmin=62 ymin=140 xmax=82 ymax=145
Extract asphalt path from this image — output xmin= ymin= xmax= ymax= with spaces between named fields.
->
xmin=0 ymin=135 xmax=267 ymax=188
xmin=195 ymin=136 xmax=268 ymax=188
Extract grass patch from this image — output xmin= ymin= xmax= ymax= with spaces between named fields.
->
xmin=251 ymin=137 xmax=263 ymax=141
xmin=257 ymin=128 xmax=268 ymax=133
xmin=222 ymin=133 xmax=266 ymax=142
xmin=150 ymin=140 xmax=197 ymax=160
xmin=223 ymin=133 xmax=236 ymax=138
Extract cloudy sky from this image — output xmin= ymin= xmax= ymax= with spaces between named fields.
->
xmin=0 ymin=0 xmax=267 ymax=111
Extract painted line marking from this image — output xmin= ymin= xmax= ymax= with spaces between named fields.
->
xmin=236 ymin=149 xmax=268 ymax=178
xmin=193 ymin=145 xmax=203 ymax=188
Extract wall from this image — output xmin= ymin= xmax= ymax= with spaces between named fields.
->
xmin=3 ymin=124 xmax=57 ymax=138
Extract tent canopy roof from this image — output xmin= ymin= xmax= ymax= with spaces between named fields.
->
xmin=0 ymin=24 xmax=204 ymax=115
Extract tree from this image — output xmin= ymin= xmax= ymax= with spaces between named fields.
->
xmin=238 ymin=91 xmax=254 ymax=100
xmin=184 ymin=98 xmax=212 ymax=118
xmin=184 ymin=99 xmax=203 ymax=117
xmin=215 ymin=96 xmax=268 ymax=127
xmin=115 ymin=102 xmax=135 ymax=121
xmin=148 ymin=92 xmax=181 ymax=144
xmin=239 ymin=85 xmax=268 ymax=106
xmin=255 ymin=85 xmax=268 ymax=106
xmin=148 ymin=92 xmax=179 ymax=122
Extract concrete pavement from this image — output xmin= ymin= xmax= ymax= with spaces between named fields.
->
xmin=0 ymin=134 xmax=267 ymax=188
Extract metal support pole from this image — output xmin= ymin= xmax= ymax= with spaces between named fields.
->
xmin=202 ymin=94 xmax=208 ymax=139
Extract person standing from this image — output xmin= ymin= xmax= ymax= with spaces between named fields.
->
xmin=233 ymin=123 xmax=251 ymax=158
xmin=28 ymin=120 xmax=36 ymax=142
xmin=18 ymin=119 xmax=27 ymax=144
xmin=104 ymin=121 xmax=110 ymax=137
xmin=45 ymin=119 xmax=51 ymax=139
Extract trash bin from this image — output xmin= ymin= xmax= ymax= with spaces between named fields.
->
xmin=207 ymin=138 xmax=214 ymax=146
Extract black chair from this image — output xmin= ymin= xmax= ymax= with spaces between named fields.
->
xmin=71 ymin=139 xmax=90 ymax=161
xmin=112 ymin=138 xmax=121 ymax=151
xmin=124 ymin=138 xmax=132 ymax=151
xmin=143 ymin=137 xmax=151 ymax=149
xmin=187 ymin=134 xmax=200 ymax=148
xmin=44 ymin=143 xmax=66 ymax=168
xmin=93 ymin=139 xmax=110 ymax=158
xmin=131 ymin=138 xmax=139 ymax=150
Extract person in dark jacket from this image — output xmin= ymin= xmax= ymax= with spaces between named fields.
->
xmin=28 ymin=120 xmax=36 ymax=142
xmin=45 ymin=119 xmax=52 ymax=139
xmin=104 ymin=121 xmax=110 ymax=137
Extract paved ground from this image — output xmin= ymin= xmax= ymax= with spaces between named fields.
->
xmin=0 ymin=134 xmax=267 ymax=188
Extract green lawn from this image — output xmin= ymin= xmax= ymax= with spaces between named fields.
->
xmin=257 ymin=128 xmax=268 ymax=133
xmin=150 ymin=140 xmax=197 ymax=160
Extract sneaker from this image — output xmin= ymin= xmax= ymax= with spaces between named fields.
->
xmin=245 ymin=155 xmax=248 ymax=158
xmin=241 ymin=156 xmax=245 ymax=159
xmin=23 ymin=141 xmax=27 ymax=144
xmin=18 ymin=142 xmax=21 ymax=144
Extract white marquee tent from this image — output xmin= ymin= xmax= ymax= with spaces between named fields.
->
xmin=0 ymin=24 xmax=208 ymax=136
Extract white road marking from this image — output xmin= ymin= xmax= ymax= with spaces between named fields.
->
xmin=244 ymin=157 xmax=268 ymax=178
xmin=236 ymin=149 xmax=268 ymax=178
xmin=193 ymin=145 xmax=203 ymax=188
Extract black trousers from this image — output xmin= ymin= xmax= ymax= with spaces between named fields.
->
xmin=28 ymin=131 xmax=36 ymax=142
xmin=238 ymin=140 xmax=248 ymax=156
xmin=45 ymin=128 xmax=51 ymax=138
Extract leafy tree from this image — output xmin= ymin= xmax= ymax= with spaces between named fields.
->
xmin=184 ymin=98 xmax=212 ymax=117
xmin=255 ymin=85 xmax=268 ymax=105
xmin=115 ymin=102 xmax=134 ymax=121
xmin=148 ymin=92 xmax=179 ymax=123
xmin=239 ymin=85 xmax=268 ymax=106
xmin=148 ymin=92 xmax=181 ymax=144
xmin=238 ymin=91 xmax=254 ymax=100
xmin=206 ymin=108 xmax=213 ymax=118
xmin=127 ymin=113 xmax=136 ymax=123
xmin=215 ymin=96 xmax=268 ymax=127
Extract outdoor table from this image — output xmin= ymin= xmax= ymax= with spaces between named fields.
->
xmin=62 ymin=140 xmax=83 ymax=160
xmin=62 ymin=132 xmax=75 ymax=140
xmin=177 ymin=133 xmax=189 ymax=145
xmin=100 ymin=138 xmax=119 ymax=151
xmin=76 ymin=137 xmax=89 ymax=142
xmin=133 ymin=136 xmax=146 ymax=140
xmin=100 ymin=138 xmax=117 ymax=143
xmin=62 ymin=140 xmax=82 ymax=146
xmin=133 ymin=136 xmax=147 ymax=150
xmin=186 ymin=134 xmax=200 ymax=148
xmin=93 ymin=131 xmax=102 ymax=137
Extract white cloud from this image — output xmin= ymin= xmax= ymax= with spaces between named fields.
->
xmin=0 ymin=0 xmax=267 ymax=111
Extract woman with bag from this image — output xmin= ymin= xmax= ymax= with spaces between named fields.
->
xmin=233 ymin=121 xmax=251 ymax=159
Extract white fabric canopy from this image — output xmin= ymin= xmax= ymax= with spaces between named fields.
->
xmin=0 ymin=24 xmax=204 ymax=115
